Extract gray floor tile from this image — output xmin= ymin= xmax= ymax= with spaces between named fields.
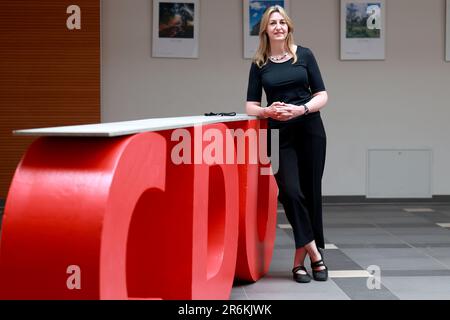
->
xmin=243 ymin=291 xmax=349 ymax=300
xmin=274 ymin=229 xmax=295 ymax=249
xmin=324 ymin=217 xmax=381 ymax=225
xmin=413 ymin=247 xmax=450 ymax=268
xmin=380 ymin=276 xmax=450 ymax=299
xmin=271 ymin=248 xmax=294 ymax=258
xmin=268 ymin=249 xmax=294 ymax=272
xmin=381 ymin=270 xmax=450 ymax=277
xmin=276 ymin=212 xmax=289 ymax=223
xmin=406 ymin=212 xmax=450 ymax=223
xmin=324 ymin=228 xmax=406 ymax=246
xmin=399 ymin=236 xmax=450 ymax=246
xmin=320 ymin=249 xmax=363 ymax=270
xmin=434 ymin=208 xmax=450 ymax=215
xmin=340 ymin=248 xmax=449 ymax=271
xmin=336 ymin=244 xmax=411 ymax=249
xmin=324 ymin=223 xmax=376 ymax=228
xmin=324 ymin=205 xmax=404 ymax=213
xmin=383 ymin=227 xmax=450 ymax=235
xmin=332 ymin=278 xmax=399 ymax=300
xmin=325 ymin=227 xmax=390 ymax=237
xmin=380 ymin=226 xmax=450 ymax=246
xmin=410 ymin=243 xmax=450 ymax=248
xmin=239 ymin=272 xmax=350 ymax=300
xmin=229 ymin=294 xmax=249 ymax=300
xmin=230 ymin=287 xmax=249 ymax=300
xmin=375 ymin=223 xmax=439 ymax=228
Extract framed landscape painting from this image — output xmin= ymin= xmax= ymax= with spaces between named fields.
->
xmin=340 ymin=0 xmax=386 ymax=60
xmin=152 ymin=0 xmax=200 ymax=58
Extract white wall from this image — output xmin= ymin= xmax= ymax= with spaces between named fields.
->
xmin=101 ymin=0 xmax=450 ymax=196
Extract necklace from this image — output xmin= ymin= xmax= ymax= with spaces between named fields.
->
xmin=269 ymin=52 xmax=288 ymax=62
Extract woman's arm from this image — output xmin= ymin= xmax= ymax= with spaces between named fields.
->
xmin=246 ymin=101 xmax=265 ymax=117
xmin=246 ymin=101 xmax=284 ymax=119
xmin=275 ymin=91 xmax=328 ymax=120
xmin=303 ymin=90 xmax=328 ymax=113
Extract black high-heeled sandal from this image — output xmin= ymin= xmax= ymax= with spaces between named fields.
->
xmin=292 ymin=265 xmax=312 ymax=283
xmin=311 ymin=251 xmax=328 ymax=281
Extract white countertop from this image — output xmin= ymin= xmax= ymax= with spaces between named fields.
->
xmin=13 ymin=114 xmax=258 ymax=137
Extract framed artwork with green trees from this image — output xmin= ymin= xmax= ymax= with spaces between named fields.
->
xmin=340 ymin=0 xmax=385 ymax=60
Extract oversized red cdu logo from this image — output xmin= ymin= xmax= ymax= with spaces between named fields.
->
xmin=0 ymin=120 xmax=277 ymax=299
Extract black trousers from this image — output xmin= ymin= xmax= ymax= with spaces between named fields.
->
xmin=273 ymin=115 xmax=327 ymax=249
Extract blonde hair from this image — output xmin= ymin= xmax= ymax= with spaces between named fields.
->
xmin=253 ymin=5 xmax=297 ymax=68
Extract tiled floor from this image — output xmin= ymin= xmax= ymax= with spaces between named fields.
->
xmin=2 ymin=202 xmax=450 ymax=300
xmin=231 ymin=203 xmax=450 ymax=300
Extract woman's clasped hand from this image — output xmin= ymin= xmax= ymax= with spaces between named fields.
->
xmin=263 ymin=102 xmax=305 ymax=121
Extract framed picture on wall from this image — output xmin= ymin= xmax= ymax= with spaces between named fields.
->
xmin=243 ymin=0 xmax=290 ymax=59
xmin=152 ymin=0 xmax=199 ymax=58
xmin=446 ymin=0 xmax=450 ymax=61
xmin=340 ymin=0 xmax=386 ymax=60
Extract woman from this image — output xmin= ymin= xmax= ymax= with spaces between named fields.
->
xmin=246 ymin=5 xmax=329 ymax=283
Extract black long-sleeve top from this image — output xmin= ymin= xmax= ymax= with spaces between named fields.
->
xmin=246 ymin=45 xmax=326 ymax=128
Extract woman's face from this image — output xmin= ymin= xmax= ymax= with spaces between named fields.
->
xmin=265 ymin=12 xmax=288 ymax=42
